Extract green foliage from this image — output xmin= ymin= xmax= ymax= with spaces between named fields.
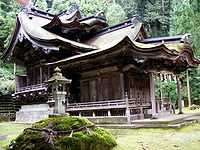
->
xmin=0 ymin=0 xmax=18 ymax=96
xmin=0 ymin=80 xmax=15 ymax=96
xmin=51 ymin=0 xmax=71 ymax=13
xmin=115 ymin=0 xmax=137 ymax=18
xmin=170 ymin=0 xmax=200 ymax=104
xmin=186 ymin=69 xmax=200 ymax=104
xmin=144 ymin=0 xmax=170 ymax=37
xmin=52 ymin=0 xmax=126 ymax=26
xmin=163 ymin=81 xmax=177 ymax=103
xmin=8 ymin=116 xmax=117 ymax=150
xmin=105 ymin=3 xmax=126 ymax=25
xmin=0 ymin=60 xmax=15 ymax=95
xmin=155 ymin=78 xmax=177 ymax=103
xmin=116 ymin=0 xmax=171 ymax=37
xmin=34 ymin=0 xmax=48 ymax=10
xmin=170 ymin=0 xmax=200 ymax=56
xmin=0 ymin=0 xmax=18 ymax=51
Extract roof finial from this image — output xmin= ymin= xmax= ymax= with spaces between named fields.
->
xmin=54 ymin=67 xmax=61 ymax=73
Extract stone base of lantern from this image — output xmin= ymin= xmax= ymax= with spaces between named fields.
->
xmin=53 ymin=91 xmax=67 ymax=114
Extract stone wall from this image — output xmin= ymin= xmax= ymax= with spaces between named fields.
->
xmin=15 ymin=104 xmax=49 ymax=123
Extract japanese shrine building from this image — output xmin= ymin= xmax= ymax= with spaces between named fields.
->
xmin=4 ymin=5 xmax=199 ymax=122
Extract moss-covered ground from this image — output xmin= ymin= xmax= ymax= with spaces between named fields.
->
xmin=176 ymin=107 xmax=200 ymax=114
xmin=109 ymin=123 xmax=200 ymax=150
xmin=1 ymin=122 xmax=200 ymax=150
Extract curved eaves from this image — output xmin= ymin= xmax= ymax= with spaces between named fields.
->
xmin=18 ymin=12 xmax=97 ymax=51
xmin=125 ymin=37 xmax=199 ymax=67
xmin=47 ymin=36 xmax=198 ymax=68
xmin=175 ymin=49 xmax=200 ymax=68
xmin=46 ymin=36 xmax=177 ymax=66
xmin=20 ymin=28 xmax=59 ymax=52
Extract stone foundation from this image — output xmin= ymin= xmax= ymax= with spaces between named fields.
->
xmin=15 ymin=104 xmax=49 ymax=123
xmin=87 ymin=115 xmax=145 ymax=124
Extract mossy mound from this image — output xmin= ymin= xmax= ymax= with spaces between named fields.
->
xmin=7 ymin=116 xmax=117 ymax=150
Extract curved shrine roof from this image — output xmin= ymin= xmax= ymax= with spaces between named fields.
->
xmin=3 ymin=6 xmax=199 ymax=71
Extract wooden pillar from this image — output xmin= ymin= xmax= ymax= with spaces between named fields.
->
xmin=157 ymin=101 xmax=161 ymax=113
xmin=47 ymin=66 xmax=50 ymax=78
xmin=186 ymin=70 xmax=192 ymax=107
xmin=176 ymin=75 xmax=183 ymax=114
xmin=14 ymin=62 xmax=16 ymax=75
xmin=93 ymin=111 xmax=96 ymax=117
xmin=150 ymin=73 xmax=157 ymax=118
xmin=120 ymin=73 xmax=125 ymax=99
xmin=140 ymin=107 xmax=144 ymax=119
xmin=160 ymin=74 xmax=164 ymax=111
xmin=40 ymin=65 xmax=43 ymax=84
xmin=125 ymin=92 xmax=131 ymax=124
xmin=14 ymin=63 xmax=16 ymax=93
xmin=108 ymin=110 xmax=111 ymax=116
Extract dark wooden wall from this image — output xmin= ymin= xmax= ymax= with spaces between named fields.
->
xmin=79 ymin=66 xmax=151 ymax=103
xmin=127 ymin=72 xmax=150 ymax=102
xmin=80 ymin=66 xmax=122 ymax=102
xmin=15 ymin=75 xmax=27 ymax=90
xmin=26 ymin=65 xmax=49 ymax=86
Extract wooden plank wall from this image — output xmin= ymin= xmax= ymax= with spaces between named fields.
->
xmin=127 ymin=72 xmax=150 ymax=102
xmin=80 ymin=66 xmax=122 ymax=102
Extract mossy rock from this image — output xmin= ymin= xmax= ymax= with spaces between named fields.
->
xmin=7 ymin=116 xmax=117 ymax=150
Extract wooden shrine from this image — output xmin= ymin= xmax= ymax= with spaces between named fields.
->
xmin=3 ymin=4 xmax=199 ymax=122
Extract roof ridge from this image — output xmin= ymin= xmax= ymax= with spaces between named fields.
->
xmin=92 ymin=17 xmax=140 ymax=37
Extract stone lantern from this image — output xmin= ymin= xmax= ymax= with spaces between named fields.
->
xmin=47 ymin=67 xmax=71 ymax=114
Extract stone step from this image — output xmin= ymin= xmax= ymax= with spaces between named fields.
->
xmin=0 ymin=107 xmax=15 ymax=110
xmin=131 ymin=115 xmax=192 ymax=125
xmin=96 ymin=124 xmax=138 ymax=129
xmin=0 ymin=110 xmax=15 ymax=113
xmin=167 ymin=120 xmax=198 ymax=128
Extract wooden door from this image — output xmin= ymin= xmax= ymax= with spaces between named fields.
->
xmin=128 ymin=73 xmax=150 ymax=103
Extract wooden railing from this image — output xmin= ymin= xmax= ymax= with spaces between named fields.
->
xmin=67 ymin=99 xmax=126 ymax=111
xmin=128 ymin=98 xmax=151 ymax=106
xmin=16 ymin=83 xmax=48 ymax=93
xmin=66 ymin=98 xmax=151 ymax=111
